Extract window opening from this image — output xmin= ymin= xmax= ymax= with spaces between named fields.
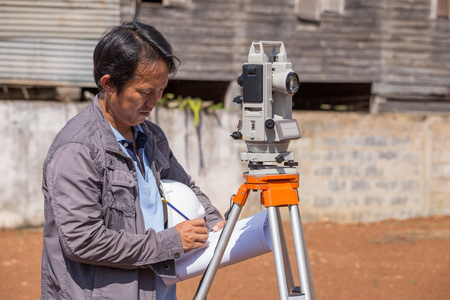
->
xmin=292 ymin=82 xmax=371 ymax=112
xmin=438 ymin=0 xmax=449 ymax=18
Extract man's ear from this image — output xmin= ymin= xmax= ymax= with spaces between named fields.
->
xmin=100 ymin=75 xmax=116 ymax=95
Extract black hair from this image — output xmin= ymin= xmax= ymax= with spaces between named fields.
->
xmin=93 ymin=21 xmax=180 ymax=95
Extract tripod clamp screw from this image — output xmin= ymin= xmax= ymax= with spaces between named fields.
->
xmin=248 ymin=161 xmax=263 ymax=169
xmin=284 ymin=160 xmax=298 ymax=167
xmin=275 ymin=154 xmax=285 ymax=163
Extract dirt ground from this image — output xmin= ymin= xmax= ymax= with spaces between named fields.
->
xmin=1 ymin=215 xmax=449 ymax=300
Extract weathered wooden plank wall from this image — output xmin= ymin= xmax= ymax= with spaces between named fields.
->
xmin=124 ymin=0 xmax=450 ymax=99
xmin=374 ymin=0 xmax=450 ymax=98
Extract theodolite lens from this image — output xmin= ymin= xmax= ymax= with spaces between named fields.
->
xmin=273 ymin=70 xmax=300 ymax=95
xmin=286 ymin=72 xmax=299 ymax=94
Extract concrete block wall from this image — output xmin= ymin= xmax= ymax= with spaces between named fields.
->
xmin=148 ymin=110 xmax=450 ymax=223
xmin=293 ymin=113 xmax=429 ymax=223
xmin=0 ymin=100 xmax=87 ymax=229
xmin=1 ymin=100 xmax=449 ymax=228
xmin=429 ymin=117 xmax=450 ymax=216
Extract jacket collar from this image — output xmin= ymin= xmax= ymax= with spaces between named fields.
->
xmin=91 ymin=94 xmax=158 ymax=157
xmin=92 ymin=94 xmax=125 ymax=154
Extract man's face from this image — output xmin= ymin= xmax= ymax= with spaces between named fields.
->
xmin=105 ymin=59 xmax=169 ymax=129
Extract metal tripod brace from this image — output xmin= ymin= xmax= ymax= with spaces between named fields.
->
xmin=194 ymin=171 xmax=316 ymax=300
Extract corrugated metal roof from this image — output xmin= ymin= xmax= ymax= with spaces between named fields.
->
xmin=0 ymin=0 xmax=121 ymax=87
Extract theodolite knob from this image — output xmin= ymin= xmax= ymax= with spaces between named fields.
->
xmin=230 ymin=131 xmax=242 ymax=140
xmin=236 ymin=74 xmax=243 ymax=87
xmin=265 ymin=119 xmax=275 ymax=129
xmin=233 ymin=96 xmax=243 ymax=104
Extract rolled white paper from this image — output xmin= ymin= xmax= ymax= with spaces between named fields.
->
xmin=162 ymin=210 xmax=272 ymax=285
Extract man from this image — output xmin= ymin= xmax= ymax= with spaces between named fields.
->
xmin=41 ymin=21 xmax=225 ymax=300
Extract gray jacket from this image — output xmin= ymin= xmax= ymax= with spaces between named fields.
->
xmin=41 ymin=95 xmax=223 ymax=300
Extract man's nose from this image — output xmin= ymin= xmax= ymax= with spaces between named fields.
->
xmin=145 ymin=95 xmax=158 ymax=108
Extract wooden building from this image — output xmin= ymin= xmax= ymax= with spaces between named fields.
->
xmin=0 ymin=0 xmax=120 ymax=90
xmin=1 ymin=0 xmax=449 ymax=112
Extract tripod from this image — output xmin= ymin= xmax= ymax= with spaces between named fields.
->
xmin=194 ymin=165 xmax=316 ymax=300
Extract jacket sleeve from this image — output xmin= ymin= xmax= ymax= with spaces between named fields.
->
xmin=45 ymin=142 xmax=184 ymax=269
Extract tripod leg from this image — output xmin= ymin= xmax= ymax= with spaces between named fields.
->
xmin=267 ymin=206 xmax=289 ymax=299
xmin=195 ymin=203 xmax=243 ymax=300
xmin=275 ymin=207 xmax=295 ymax=293
xmin=289 ymin=205 xmax=316 ymax=300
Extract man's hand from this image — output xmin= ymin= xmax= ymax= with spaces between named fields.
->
xmin=174 ymin=218 xmax=209 ymax=253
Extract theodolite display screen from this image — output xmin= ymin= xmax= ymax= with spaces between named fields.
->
xmin=242 ymin=65 xmax=263 ymax=103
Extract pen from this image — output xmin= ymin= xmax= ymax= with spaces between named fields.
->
xmin=162 ymin=198 xmax=190 ymax=221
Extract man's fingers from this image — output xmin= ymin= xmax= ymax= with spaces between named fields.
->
xmin=212 ymin=220 xmax=226 ymax=232
xmin=189 ymin=218 xmax=206 ymax=226
xmin=175 ymin=218 xmax=209 ymax=253
xmin=193 ymin=241 xmax=208 ymax=249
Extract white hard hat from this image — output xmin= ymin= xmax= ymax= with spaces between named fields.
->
xmin=160 ymin=179 xmax=206 ymax=227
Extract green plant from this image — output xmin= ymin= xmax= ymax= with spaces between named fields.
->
xmin=158 ymin=93 xmax=223 ymax=127
xmin=335 ymin=105 xmax=348 ymax=111
xmin=319 ymin=104 xmax=348 ymax=111
xmin=372 ymin=278 xmax=378 ymax=288
xmin=179 ymin=97 xmax=202 ymax=127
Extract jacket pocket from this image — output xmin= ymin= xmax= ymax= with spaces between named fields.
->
xmin=103 ymin=167 xmax=137 ymax=231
